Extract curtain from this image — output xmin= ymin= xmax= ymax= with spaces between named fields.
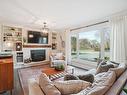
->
xmin=65 ymin=29 xmax=71 ymax=64
xmin=110 ymin=15 xmax=127 ymax=63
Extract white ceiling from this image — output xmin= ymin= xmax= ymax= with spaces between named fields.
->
xmin=0 ymin=0 xmax=127 ymax=30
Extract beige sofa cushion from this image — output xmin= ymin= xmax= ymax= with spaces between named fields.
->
xmin=94 ymin=71 xmax=116 ymax=87
xmin=72 ymin=85 xmax=109 ymax=95
xmin=73 ymin=71 xmax=116 ymax=95
xmin=53 ymin=80 xmax=91 ymax=95
xmin=39 ymin=73 xmax=61 ymax=95
xmin=109 ymin=63 xmax=126 ymax=77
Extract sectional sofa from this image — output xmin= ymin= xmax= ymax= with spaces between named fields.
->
xmin=28 ymin=63 xmax=127 ymax=95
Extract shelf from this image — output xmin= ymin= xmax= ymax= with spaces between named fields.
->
xmin=2 ymin=26 xmax=22 ymax=51
xmin=23 ymin=44 xmax=52 ymax=48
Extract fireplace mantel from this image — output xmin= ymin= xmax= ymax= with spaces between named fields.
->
xmin=23 ymin=44 xmax=52 ymax=48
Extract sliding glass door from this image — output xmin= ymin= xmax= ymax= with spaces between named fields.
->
xmin=71 ymin=28 xmax=110 ymax=67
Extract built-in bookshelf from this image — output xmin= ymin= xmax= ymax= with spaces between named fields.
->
xmin=2 ymin=26 xmax=22 ymax=51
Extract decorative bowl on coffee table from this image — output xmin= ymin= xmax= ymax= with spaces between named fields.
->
xmin=55 ymin=64 xmax=65 ymax=71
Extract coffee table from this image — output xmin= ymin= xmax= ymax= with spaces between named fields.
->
xmin=42 ymin=66 xmax=74 ymax=80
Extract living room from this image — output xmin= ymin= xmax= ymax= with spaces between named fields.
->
xmin=0 ymin=0 xmax=127 ymax=95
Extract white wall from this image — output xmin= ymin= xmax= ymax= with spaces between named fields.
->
xmin=0 ymin=24 xmax=2 ymax=51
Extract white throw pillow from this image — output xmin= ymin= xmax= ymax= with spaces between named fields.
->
xmin=53 ymin=80 xmax=91 ymax=95
xmin=55 ymin=53 xmax=64 ymax=60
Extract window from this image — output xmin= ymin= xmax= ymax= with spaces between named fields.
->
xmin=71 ymin=28 xmax=110 ymax=63
xmin=79 ymin=31 xmax=101 ymax=62
xmin=71 ymin=35 xmax=77 ymax=59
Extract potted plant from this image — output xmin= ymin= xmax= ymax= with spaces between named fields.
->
xmin=55 ymin=64 xmax=65 ymax=71
xmin=123 ymin=88 xmax=127 ymax=94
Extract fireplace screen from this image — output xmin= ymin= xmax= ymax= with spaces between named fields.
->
xmin=31 ymin=49 xmax=46 ymax=62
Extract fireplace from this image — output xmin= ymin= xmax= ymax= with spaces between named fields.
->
xmin=31 ymin=49 xmax=46 ymax=62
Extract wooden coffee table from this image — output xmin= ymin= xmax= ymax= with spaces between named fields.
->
xmin=42 ymin=66 xmax=74 ymax=80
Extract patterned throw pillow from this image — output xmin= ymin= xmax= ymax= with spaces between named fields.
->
xmin=64 ymin=74 xmax=79 ymax=81
xmin=78 ymin=74 xmax=94 ymax=83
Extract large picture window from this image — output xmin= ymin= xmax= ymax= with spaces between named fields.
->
xmin=71 ymin=28 xmax=110 ymax=63
xmin=79 ymin=31 xmax=101 ymax=62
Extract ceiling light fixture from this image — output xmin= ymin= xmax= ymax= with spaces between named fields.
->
xmin=42 ymin=22 xmax=49 ymax=34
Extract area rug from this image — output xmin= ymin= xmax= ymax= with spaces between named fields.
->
xmin=18 ymin=64 xmax=50 ymax=95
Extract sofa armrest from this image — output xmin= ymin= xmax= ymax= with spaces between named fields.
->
xmin=28 ymin=78 xmax=44 ymax=95
xmin=105 ymin=69 xmax=127 ymax=95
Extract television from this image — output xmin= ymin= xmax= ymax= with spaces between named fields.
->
xmin=28 ymin=31 xmax=48 ymax=44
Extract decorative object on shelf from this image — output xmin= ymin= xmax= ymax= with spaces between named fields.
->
xmin=16 ymin=52 xmax=23 ymax=63
xmin=24 ymin=58 xmax=32 ymax=63
xmin=52 ymin=43 xmax=57 ymax=49
xmin=16 ymin=42 xmax=22 ymax=51
xmin=23 ymin=37 xmax=26 ymax=44
xmin=41 ymin=22 xmax=49 ymax=34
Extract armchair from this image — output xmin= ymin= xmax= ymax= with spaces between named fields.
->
xmin=50 ymin=52 xmax=66 ymax=67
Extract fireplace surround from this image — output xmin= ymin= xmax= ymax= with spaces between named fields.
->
xmin=31 ymin=49 xmax=46 ymax=62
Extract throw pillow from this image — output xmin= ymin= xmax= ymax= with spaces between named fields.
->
xmin=96 ymin=60 xmax=107 ymax=68
xmin=53 ymin=80 xmax=91 ymax=95
xmin=56 ymin=53 xmax=64 ymax=60
xmin=64 ymin=74 xmax=79 ymax=81
xmin=77 ymin=74 xmax=94 ymax=83
xmin=39 ymin=73 xmax=61 ymax=95
xmin=107 ymin=61 xmax=119 ymax=68
xmin=96 ymin=62 xmax=114 ymax=74
xmin=110 ymin=61 xmax=120 ymax=65
xmin=109 ymin=63 xmax=126 ymax=77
